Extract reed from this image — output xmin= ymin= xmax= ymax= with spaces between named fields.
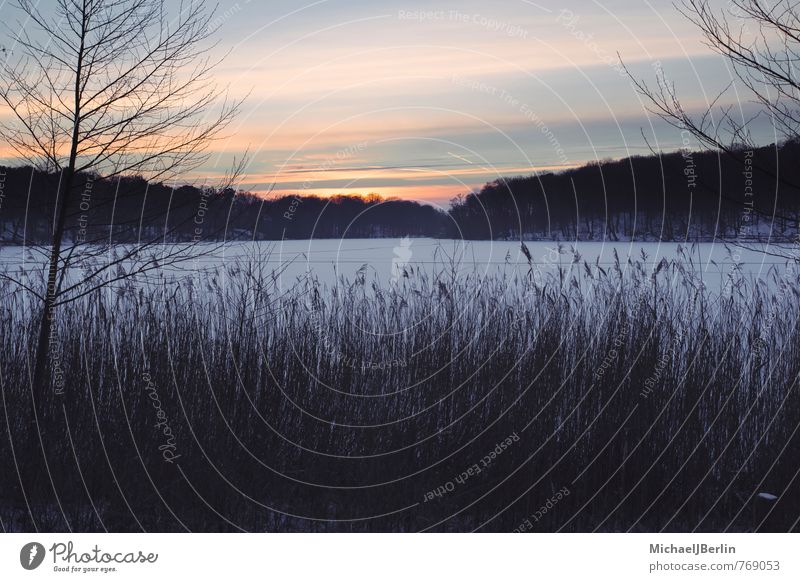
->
xmin=1 ymin=244 xmax=798 ymax=532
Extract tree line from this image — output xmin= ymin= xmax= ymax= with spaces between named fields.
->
xmin=449 ymin=140 xmax=800 ymax=241
xmin=3 ymin=140 xmax=799 ymax=244
xmin=0 ymin=168 xmax=448 ymax=242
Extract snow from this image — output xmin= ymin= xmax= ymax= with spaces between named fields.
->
xmin=0 ymin=238 xmax=795 ymax=295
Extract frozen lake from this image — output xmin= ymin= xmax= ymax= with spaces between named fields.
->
xmin=268 ymin=238 xmax=792 ymax=285
xmin=1 ymin=239 xmax=796 ymax=294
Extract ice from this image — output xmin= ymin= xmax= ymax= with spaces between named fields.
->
xmin=0 ymin=238 xmax=793 ymax=295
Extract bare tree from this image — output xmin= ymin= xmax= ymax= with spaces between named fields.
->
xmin=624 ymin=0 xmax=800 ymax=247
xmin=0 ymin=0 xmax=242 ymax=393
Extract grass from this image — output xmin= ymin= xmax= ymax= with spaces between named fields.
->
xmin=1 ymin=243 xmax=799 ymax=532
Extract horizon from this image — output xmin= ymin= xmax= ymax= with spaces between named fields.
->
xmin=0 ymin=0 xmax=781 ymax=207
xmin=3 ymin=0 xmax=800 ymax=545
xmin=4 ymin=140 xmax=784 ymax=212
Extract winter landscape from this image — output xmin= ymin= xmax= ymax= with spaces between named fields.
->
xmin=1 ymin=0 xmax=800 ymax=534
xmin=2 ymin=235 xmax=799 ymax=531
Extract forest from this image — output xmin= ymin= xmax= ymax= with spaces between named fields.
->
xmin=2 ymin=140 xmax=799 ymax=244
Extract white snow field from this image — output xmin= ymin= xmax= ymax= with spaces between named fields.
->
xmin=0 ymin=238 xmax=796 ymax=295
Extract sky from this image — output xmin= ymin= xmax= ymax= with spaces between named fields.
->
xmin=0 ymin=0 xmax=780 ymax=206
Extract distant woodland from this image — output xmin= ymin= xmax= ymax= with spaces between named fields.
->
xmin=2 ymin=140 xmax=799 ymax=244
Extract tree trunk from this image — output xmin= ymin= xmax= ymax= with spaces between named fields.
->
xmin=32 ymin=167 xmax=76 ymax=395
xmin=31 ymin=6 xmax=86 ymax=395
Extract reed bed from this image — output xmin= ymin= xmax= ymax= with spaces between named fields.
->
xmin=1 ymin=244 xmax=798 ymax=532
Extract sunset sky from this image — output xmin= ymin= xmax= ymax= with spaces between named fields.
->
xmin=1 ymin=0 xmax=779 ymax=206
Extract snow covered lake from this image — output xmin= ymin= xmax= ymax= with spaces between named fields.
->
xmin=0 ymin=239 xmax=796 ymax=295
